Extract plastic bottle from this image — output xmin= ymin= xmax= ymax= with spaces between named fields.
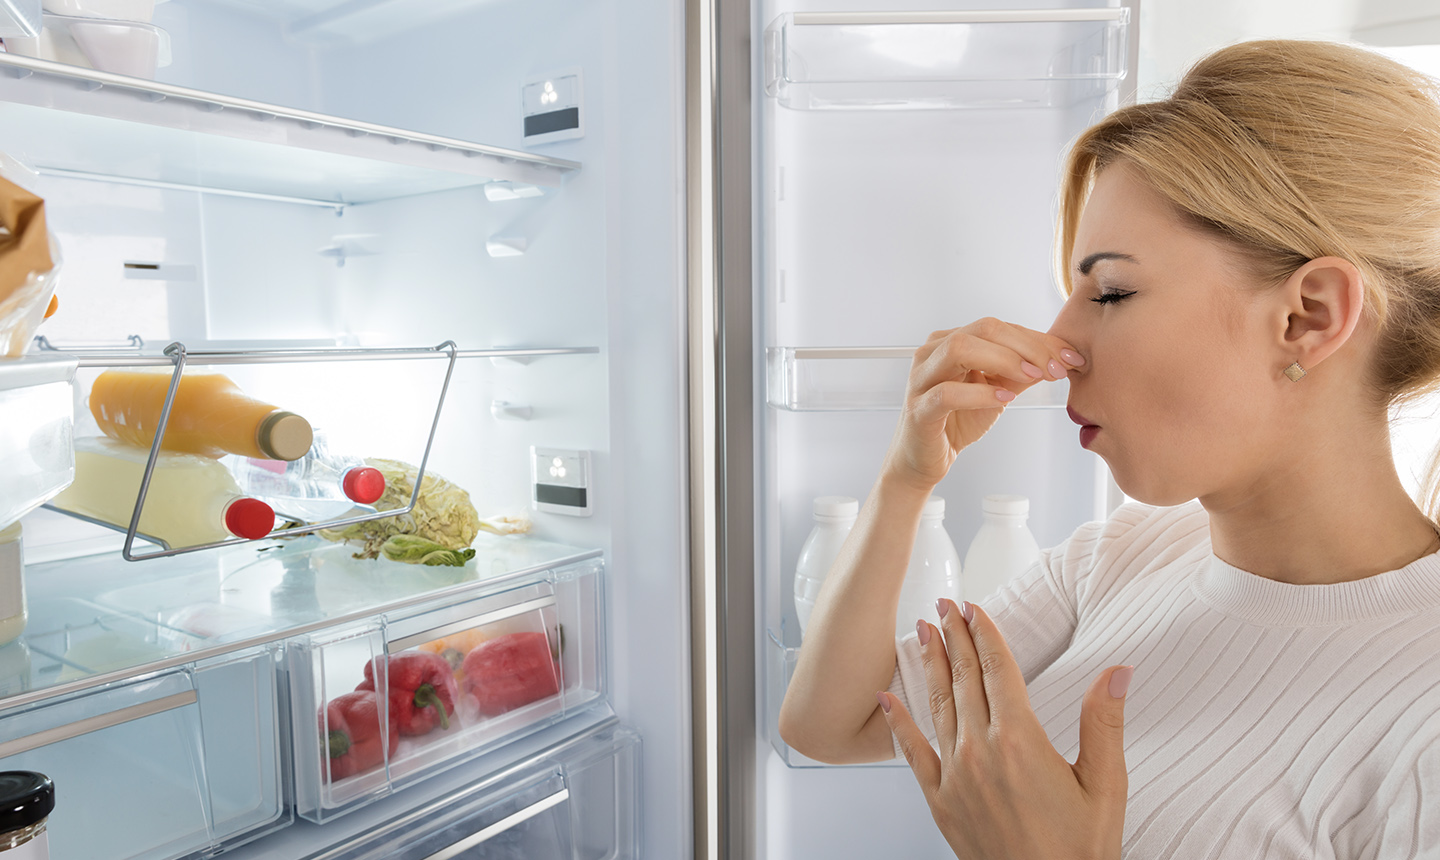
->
xmin=49 ymin=436 xmax=275 ymax=548
xmin=226 ymin=430 xmax=385 ymax=523
xmin=793 ymin=496 xmax=859 ymax=635
xmin=89 ymin=368 xmax=313 ymax=461
xmin=962 ymin=494 xmax=1042 ymax=601
xmin=895 ymin=495 xmax=963 ymax=639
xmin=0 ymin=524 xmax=24 ymax=647
xmin=0 ymin=771 xmax=53 ymax=857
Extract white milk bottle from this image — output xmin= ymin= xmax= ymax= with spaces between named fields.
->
xmin=963 ymin=494 xmax=1041 ymax=601
xmin=793 ymin=496 xmax=859 ymax=635
xmin=895 ymin=495 xmax=963 ymax=638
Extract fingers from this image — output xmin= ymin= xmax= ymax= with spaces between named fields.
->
xmin=914 ymin=620 xmax=958 ymax=752
xmin=963 ymin=602 xmax=1034 ymax=729
xmin=877 ymin=691 xmax=941 ymax=791
xmin=906 ymin=379 xmax=1011 ymax=429
xmin=935 ymin=599 xmax=987 ymax=745
xmin=1072 ymin=665 xmax=1134 ymax=805
xmin=913 ymin=319 xmax=1084 ymax=397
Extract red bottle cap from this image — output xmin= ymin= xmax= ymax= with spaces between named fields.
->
xmin=343 ymin=467 xmax=386 ymax=504
xmin=225 ymin=497 xmax=276 ymax=540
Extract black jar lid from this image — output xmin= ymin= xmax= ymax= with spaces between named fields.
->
xmin=0 ymin=772 xmax=52 ymax=832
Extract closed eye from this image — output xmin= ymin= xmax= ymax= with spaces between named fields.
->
xmin=1091 ymin=289 xmax=1136 ymax=305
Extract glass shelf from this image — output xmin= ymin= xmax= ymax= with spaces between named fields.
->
xmin=4 ymin=530 xmax=602 ymax=708
xmin=766 ymin=346 xmax=1068 ymax=411
xmin=763 ymin=8 xmax=1129 ymax=110
xmin=0 ymin=53 xmax=579 ymax=209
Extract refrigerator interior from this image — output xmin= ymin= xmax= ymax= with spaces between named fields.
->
xmin=752 ymin=2 xmax=1130 ymax=857
xmin=0 ymin=0 xmax=689 ymax=856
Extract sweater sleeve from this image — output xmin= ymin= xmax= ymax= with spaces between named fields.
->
xmin=1358 ymin=743 xmax=1440 ymax=860
xmin=888 ymin=503 xmax=1159 ymax=759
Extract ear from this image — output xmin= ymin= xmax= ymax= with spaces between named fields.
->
xmin=1278 ymin=256 xmax=1365 ymax=375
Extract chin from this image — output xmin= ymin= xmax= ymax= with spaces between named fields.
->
xmin=1104 ymin=461 xmax=1197 ymax=509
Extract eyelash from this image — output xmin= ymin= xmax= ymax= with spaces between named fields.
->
xmin=1090 ymin=289 xmax=1136 ymax=306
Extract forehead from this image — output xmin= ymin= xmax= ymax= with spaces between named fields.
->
xmin=1071 ymin=164 xmax=1189 ymax=267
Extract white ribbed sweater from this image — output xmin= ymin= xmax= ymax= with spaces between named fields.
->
xmin=889 ymin=501 xmax=1440 ymax=859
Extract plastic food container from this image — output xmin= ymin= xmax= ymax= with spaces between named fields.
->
xmin=2 ymin=14 xmax=170 ymax=79
xmin=0 ymin=355 xmax=76 ymax=533
xmin=0 ymin=771 xmax=53 ymax=857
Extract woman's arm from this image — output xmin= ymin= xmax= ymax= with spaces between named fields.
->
xmin=779 ymin=320 xmax=1084 ymax=764
xmin=778 ymin=472 xmax=932 ymax=763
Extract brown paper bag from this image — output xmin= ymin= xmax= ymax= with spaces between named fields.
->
xmin=0 ymin=173 xmax=57 ymax=356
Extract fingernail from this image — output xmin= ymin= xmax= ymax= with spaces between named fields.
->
xmin=1047 ymin=359 xmax=1066 ymax=379
xmin=936 ymin=599 xmax=949 ymax=618
xmin=960 ymin=601 xmax=975 ymax=624
xmin=916 ymin=619 xmax=931 ymax=645
xmin=1020 ymin=361 xmax=1044 ymax=379
xmin=1061 ymin=349 xmax=1086 ymax=367
xmin=995 ymin=389 xmax=1016 ymax=403
xmin=1109 ymin=666 xmax=1135 ymax=699
xmin=876 ymin=691 xmax=891 ymax=713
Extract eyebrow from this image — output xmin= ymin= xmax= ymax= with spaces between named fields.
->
xmin=1076 ymin=252 xmax=1139 ymax=275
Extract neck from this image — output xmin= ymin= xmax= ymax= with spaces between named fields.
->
xmin=1201 ymin=418 xmax=1439 ymax=585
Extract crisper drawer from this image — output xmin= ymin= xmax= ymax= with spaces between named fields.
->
xmin=325 ymin=723 xmax=640 ymax=860
xmin=288 ymin=558 xmax=604 ymax=823
xmin=0 ymin=646 xmax=288 ymax=860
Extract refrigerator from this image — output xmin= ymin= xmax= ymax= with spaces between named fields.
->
xmin=0 ymin=0 xmax=1135 ymax=857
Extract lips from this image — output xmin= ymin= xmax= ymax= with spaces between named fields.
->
xmin=1067 ymin=406 xmax=1100 ymax=449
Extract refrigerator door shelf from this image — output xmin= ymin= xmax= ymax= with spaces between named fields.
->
xmin=0 ymin=645 xmax=288 ymax=860
xmin=0 ymin=52 xmax=578 ymax=210
xmin=317 ymin=723 xmax=640 ymax=860
xmin=764 ymin=8 xmax=1129 ymax=110
xmin=288 ymin=558 xmax=604 ymax=824
xmin=0 ymin=355 xmax=76 ymax=531
xmin=766 ymin=346 xmax=1067 ymax=411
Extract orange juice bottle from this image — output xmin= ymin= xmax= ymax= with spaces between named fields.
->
xmin=90 ymin=368 xmax=313 ymax=461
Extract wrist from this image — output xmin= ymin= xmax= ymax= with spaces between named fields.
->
xmin=874 ymin=465 xmax=940 ymax=506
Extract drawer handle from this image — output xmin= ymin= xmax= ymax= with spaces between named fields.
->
xmin=389 ymin=595 xmax=558 ymax=654
xmin=0 ymin=690 xmax=198 ymax=758
xmin=421 ymin=787 xmax=569 ymax=860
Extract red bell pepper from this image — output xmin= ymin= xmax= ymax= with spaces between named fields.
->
xmin=322 ymin=689 xmax=396 ymax=781
xmin=357 ymin=651 xmax=459 ymax=736
xmin=461 ymin=632 xmax=561 ymax=717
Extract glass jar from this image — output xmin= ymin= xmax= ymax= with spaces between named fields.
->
xmin=0 ymin=771 xmax=53 ymax=857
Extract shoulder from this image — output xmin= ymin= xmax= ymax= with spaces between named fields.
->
xmin=1050 ymin=498 xmax=1208 ymax=576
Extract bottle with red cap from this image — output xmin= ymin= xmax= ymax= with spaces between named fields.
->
xmin=50 ymin=437 xmax=276 ymax=548
xmin=225 ymin=430 xmax=385 ymax=524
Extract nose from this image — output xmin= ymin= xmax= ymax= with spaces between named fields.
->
xmin=1047 ymin=292 xmax=1089 ymax=371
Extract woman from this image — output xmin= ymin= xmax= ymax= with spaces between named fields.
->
xmin=779 ymin=40 xmax=1440 ymax=859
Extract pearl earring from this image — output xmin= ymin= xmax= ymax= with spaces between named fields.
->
xmin=1283 ymin=361 xmax=1307 ymax=382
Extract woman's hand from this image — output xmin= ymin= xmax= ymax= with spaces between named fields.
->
xmin=879 ymin=599 xmax=1133 ymax=860
xmin=883 ymin=319 xmax=1084 ymax=492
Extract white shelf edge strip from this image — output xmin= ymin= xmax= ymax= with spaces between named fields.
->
xmin=422 ymin=788 xmax=570 ymax=860
xmin=787 ymin=347 xmax=916 ymax=360
xmin=71 ymin=346 xmax=600 ymax=367
xmin=0 ymin=53 xmax=580 ymax=174
xmin=792 ymin=8 xmax=1128 ymax=25
xmin=0 ymin=690 xmax=197 ymax=757
xmin=389 ymin=595 xmax=558 ymax=653
xmin=37 ymin=166 xmax=351 ymax=211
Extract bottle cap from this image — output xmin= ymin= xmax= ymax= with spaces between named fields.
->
xmin=922 ymin=495 xmax=945 ymax=518
xmin=224 ymin=498 xmax=276 ymax=540
xmin=343 ymin=467 xmax=386 ymax=505
xmin=982 ymin=494 xmax=1029 ymax=516
xmin=0 ymin=771 xmax=53 ymax=832
xmin=812 ymin=496 xmax=859 ymax=519
xmin=257 ymin=411 xmax=314 ymax=462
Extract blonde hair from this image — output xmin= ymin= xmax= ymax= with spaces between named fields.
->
xmin=1056 ymin=40 xmax=1440 ymax=513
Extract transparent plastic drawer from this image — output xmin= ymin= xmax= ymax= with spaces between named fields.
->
xmin=0 ymin=645 xmax=287 ymax=860
xmin=325 ymin=723 xmax=640 ymax=860
xmin=764 ymin=8 xmax=1129 ymax=110
xmin=0 ymin=355 xmax=76 ymax=530
xmin=288 ymin=558 xmax=604 ymax=823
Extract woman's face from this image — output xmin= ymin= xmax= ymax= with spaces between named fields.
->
xmin=1048 ymin=164 xmax=1287 ymax=506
